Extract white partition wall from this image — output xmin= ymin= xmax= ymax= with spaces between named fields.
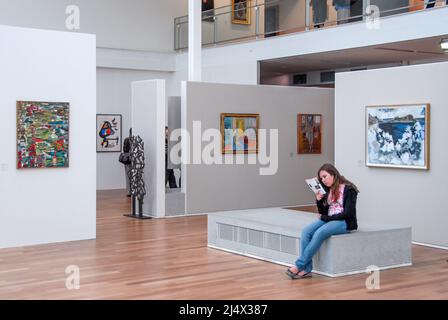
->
xmin=0 ymin=25 xmax=96 ymax=249
xmin=335 ymin=61 xmax=448 ymax=248
xmin=182 ymin=81 xmax=335 ymax=214
xmin=131 ymin=80 xmax=166 ymax=218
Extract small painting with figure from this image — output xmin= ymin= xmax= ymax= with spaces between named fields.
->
xmin=297 ymin=114 xmax=322 ymax=154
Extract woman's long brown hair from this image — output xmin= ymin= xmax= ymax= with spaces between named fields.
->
xmin=317 ymin=163 xmax=359 ymax=203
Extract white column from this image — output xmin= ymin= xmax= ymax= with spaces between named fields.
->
xmin=188 ymin=0 xmax=202 ymax=81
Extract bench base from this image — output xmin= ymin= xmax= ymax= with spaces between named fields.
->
xmin=207 ymin=207 xmax=412 ymax=277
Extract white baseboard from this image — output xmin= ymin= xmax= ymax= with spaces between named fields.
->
xmin=412 ymin=241 xmax=448 ymax=251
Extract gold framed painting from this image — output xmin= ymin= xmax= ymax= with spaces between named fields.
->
xmin=221 ymin=113 xmax=259 ymax=154
xmin=297 ymin=114 xmax=322 ymax=154
xmin=366 ymin=103 xmax=430 ymax=170
xmin=232 ymin=0 xmax=251 ymax=25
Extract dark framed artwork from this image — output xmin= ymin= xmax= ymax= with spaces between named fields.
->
xmin=16 ymin=101 xmax=70 ymax=169
xmin=366 ymin=104 xmax=430 ymax=170
xmin=96 ymin=114 xmax=122 ymax=152
xmin=202 ymin=0 xmax=215 ymax=22
xmin=297 ymin=114 xmax=322 ymax=154
xmin=232 ymin=0 xmax=251 ymax=25
xmin=221 ymin=113 xmax=259 ymax=154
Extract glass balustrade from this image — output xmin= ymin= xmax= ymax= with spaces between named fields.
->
xmin=174 ymin=0 xmax=446 ymax=50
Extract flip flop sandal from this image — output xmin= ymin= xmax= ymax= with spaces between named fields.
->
xmin=289 ymin=272 xmax=312 ymax=280
xmin=285 ymin=268 xmax=299 ymax=277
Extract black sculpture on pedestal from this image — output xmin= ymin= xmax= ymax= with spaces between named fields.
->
xmin=124 ymin=132 xmax=152 ymax=220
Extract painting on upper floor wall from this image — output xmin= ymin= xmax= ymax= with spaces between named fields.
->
xmin=221 ymin=113 xmax=259 ymax=154
xmin=202 ymin=0 xmax=215 ymax=22
xmin=366 ymin=104 xmax=430 ymax=170
xmin=297 ymin=114 xmax=322 ymax=154
xmin=232 ymin=0 xmax=251 ymax=25
xmin=96 ymin=114 xmax=122 ymax=152
xmin=17 ymin=101 xmax=70 ymax=169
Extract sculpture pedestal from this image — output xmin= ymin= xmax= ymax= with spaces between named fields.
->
xmin=123 ymin=195 xmax=153 ymax=219
xmin=123 ymin=213 xmax=152 ymax=220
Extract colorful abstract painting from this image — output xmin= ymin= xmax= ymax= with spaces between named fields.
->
xmin=17 ymin=101 xmax=69 ymax=169
xmin=221 ymin=113 xmax=259 ymax=154
xmin=297 ymin=114 xmax=322 ymax=154
xmin=366 ymin=104 xmax=430 ymax=170
xmin=96 ymin=114 xmax=122 ymax=152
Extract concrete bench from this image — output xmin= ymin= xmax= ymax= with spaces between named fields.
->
xmin=207 ymin=208 xmax=412 ymax=277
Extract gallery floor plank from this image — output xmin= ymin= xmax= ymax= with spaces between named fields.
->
xmin=0 ymin=189 xmax=447 ymax=299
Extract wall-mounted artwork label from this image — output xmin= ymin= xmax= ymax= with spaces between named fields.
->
xmin=366 ymin=104 xmax=430 ymax=170
xmin=232 ymin=0 xmax=251 ymax=24
xmin=96 ymin=114 xmax=122 ymax=152
xmin=221 ymin=113 xmax=259 ymax=154
xmin=17 ymin=101 xmax=70 ymax=169
xmin=297 ymin=114 xmax=322 ymax=154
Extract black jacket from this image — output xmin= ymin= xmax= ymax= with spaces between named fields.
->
xmin=316 ymin=184 xmax=358 ymax=231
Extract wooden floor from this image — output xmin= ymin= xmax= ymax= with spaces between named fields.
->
xmin=0 ymin=190 xmax=447 ymax=300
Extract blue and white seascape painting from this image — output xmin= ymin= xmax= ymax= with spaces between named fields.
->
xmin=366 ymin=104 xmax=429 ymax=169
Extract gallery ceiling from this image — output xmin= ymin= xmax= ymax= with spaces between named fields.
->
xmin=260 ymin=35 xmax=448 ymax=78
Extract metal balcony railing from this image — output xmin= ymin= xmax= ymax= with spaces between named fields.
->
xmin=174 ymin=0 xmax=447 ymax=51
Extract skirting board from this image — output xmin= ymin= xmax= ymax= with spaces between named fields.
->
xmin=412 ymin=241 xmax=448 ymax=251
xmin=208 ymin=244 xmax=413 ymax=278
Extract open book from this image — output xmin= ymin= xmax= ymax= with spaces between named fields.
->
xmin=305 ymin=177 xmax=326 ymax=195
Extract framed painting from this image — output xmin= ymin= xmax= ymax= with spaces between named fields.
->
xmin=366 ymin=104 xmax=430 ymax=170
xmin=221 ymin=113 xmax=259 ymax=154
xmin=17 ymin=101 xmax=70 ymax=169
xmin=232 ymin=0 xmax=251 ymax=25
xmin=96 ymin=114 xmax=122 ymax=152
xmin=297 ymin=114 xmax=322 ymax=154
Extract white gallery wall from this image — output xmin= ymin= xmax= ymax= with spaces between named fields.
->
xmin=95 ymin=0 xmax=188 ymax=52
xmin=96 ymin=68 xmax=174 ymax=190
xmin=182 ymin=82 xmax=334 ymax=214
xmin=131 ymin=80 xmax=166 ymax=218
xmin=335 ymin=61 xmax=448 ymax=248
xmin=0 ymin=0 xmax=188 ymax=52
xmin=0 ymin=0 xmax=96 ymax=35
xmin=0 ymin=25 xmax=96 ymax=248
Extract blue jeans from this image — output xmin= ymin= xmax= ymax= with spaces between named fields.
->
xmin=295 ymin=219 xmax=348 ymax=273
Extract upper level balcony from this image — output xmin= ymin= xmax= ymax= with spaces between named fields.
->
xmin=174 ymin=0 xmax=447 ymax=51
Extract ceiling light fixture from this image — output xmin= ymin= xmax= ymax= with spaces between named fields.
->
xmin=440 ymin=39 xmax=448 ymax=52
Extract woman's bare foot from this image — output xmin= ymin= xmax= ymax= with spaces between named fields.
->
xmin=297 ymin=270 xmax=308 ymax=276
xmin=288 ymin=266 xmax=299 ymax=274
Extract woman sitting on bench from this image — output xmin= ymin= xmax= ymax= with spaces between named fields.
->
xmin=286 ymin=163 xmax=359 ymax=279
